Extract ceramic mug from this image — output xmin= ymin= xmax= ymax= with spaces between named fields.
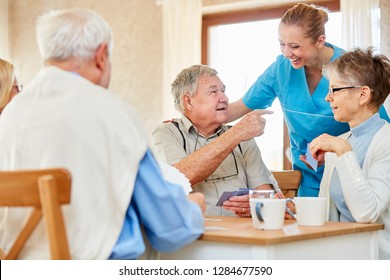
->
xmin=286 ymin=197 xmax=328 ymax=226
xmin=250 ymin=197 xmax=286 ymax=230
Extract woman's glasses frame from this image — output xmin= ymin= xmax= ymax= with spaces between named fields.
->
xmin=328 ymin=86 xmax=361 ymax=96
xmin=12 ymin=84 xmax=23 ymax=93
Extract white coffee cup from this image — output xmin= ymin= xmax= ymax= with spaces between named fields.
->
xmin=250 ymin=198 xmax=286 ymax=230
xmin=286 ymin=197 xmax=328 ymax=226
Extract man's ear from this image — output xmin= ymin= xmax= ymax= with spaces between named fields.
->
xmin=95 ymin=43 xmax=109 ymax=71
xmin=183 ymin=94 xmax=193 ymax=110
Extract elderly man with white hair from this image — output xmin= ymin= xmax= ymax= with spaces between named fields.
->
xmin=153 ymin=65 xmax=278 ymax=217
xmin=0 ymin=8 xmax=204 ymax=260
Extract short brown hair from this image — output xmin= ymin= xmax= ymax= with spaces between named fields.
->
xmin=324 ymin=47 xmax=390 ymax=109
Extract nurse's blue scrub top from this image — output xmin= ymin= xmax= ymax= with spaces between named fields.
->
xmin=243 ymin=42 xmax=390 ymax=197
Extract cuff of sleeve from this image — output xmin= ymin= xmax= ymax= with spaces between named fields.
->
xmin=334 ymin=151 xmax=366 ymax=188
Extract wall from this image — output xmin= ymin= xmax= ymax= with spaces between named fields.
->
xmin=8 ymin=0 xmax=163 ymax=137
xmin=0 ymin=0 xmax=9 ymax=60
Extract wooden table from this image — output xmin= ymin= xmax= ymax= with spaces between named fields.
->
xmin=160 ymin=216 xmax=384 ymax=260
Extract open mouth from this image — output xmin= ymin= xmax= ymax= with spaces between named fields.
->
xmin=290 ymin=57 xmax=300 ymax=63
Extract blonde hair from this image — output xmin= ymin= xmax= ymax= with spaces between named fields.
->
xmin=0 ymin=58 xmax=15 ymax=110
xmin=281 ymin=2 xmax=329 ymax=42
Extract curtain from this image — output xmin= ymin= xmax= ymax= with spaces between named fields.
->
xmin=341 ymin=0 xmax=390 ymax=117
xmin=341 ymin=0 xmax=380 ymax=50
xmin=0 ymin=0 xmax=10 ymax=59
xmin=161 ymin=0 xmax=202 ymax=120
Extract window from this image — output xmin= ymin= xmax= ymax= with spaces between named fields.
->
xmin=203 ymin=0 xmax=341 ymax=170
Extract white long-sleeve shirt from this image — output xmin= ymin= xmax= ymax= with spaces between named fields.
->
xmin=319 ymin=123 xmax=390 ymax=259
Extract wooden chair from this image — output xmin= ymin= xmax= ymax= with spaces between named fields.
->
xmin=0 ymin=168 xmax=71 ymax=260
xmin=271 ymin=170 xmax=301 ymax=198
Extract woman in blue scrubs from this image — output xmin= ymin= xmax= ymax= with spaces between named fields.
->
xmin=228 ymin=3 xmax=389 ymax=197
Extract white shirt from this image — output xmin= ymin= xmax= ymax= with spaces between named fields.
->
xmin=0 ymin=67 xmax=147 ymax=259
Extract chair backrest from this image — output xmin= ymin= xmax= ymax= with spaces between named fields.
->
xmin=0 ymin=168 xmax=71 ymax=260
xmin=271 ymin=170 xmax=301 ymax=198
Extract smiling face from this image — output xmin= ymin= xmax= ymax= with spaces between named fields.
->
xmin=278 ymin=23 xmax=324 ymax=69
xmin=326 ymin=73 xmax=364 ymax=127
xmin=184 ymin=74 xmax=228 ymax=136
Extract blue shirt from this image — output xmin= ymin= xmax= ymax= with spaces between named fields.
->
xmin=242 ymin=42 xmax=390 ymax=196
xmin=330 ymin=113 xmax=386 ymax=222
xmin=109 ymin=149 xmax=204 ymax=259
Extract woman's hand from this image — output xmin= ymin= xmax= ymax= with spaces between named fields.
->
xmin=310 ymin=133 xmax=352 ymax=157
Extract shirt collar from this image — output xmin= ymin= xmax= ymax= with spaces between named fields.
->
xmin=350 ymin=113 xmax=383 ymax=138
xmin=181 ymin=114 xmax=227 ymax=138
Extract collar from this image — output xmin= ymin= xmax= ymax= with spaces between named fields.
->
xmin=350 ymin=113 xmax=383 ymax=138
xmin=180 ymin=114 xmax=227 ymax=138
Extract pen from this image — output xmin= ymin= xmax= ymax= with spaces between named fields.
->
xmin=269 ymin=173 xmax=282 ymax=194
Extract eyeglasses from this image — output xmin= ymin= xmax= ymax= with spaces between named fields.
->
xmin=192 ymin=129 xmax=239 ymax=183
xmin=328 ymin=86 xmax=361 ymax=96
xmin=12 ymin=84 xmax=23 ymax=93
xmin=205 ymin=151 xmax=239 ymax=183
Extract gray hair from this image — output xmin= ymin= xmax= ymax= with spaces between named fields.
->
xmin=171 ymin=65 xmax=218 ymax=113
xmin=324 ymin=47 xmax=390 ymax=110
xmin=36 ymin=8 xmax=113 ymax=62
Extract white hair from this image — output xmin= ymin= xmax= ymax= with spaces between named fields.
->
xmin=36 ymin=8 xmax=113 ymax=62
xmin=171 ymin=65 xmax=218 ymax=113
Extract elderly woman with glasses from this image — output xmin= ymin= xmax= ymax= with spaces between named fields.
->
xmin=153 ymin=64 xmax=276 ymax=217
xmin=309 ymin=47 xmax=390 ymax=259
xmin=0 ymin=58 xmax=22 ymax=114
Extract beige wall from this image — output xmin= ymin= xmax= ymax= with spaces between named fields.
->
xmin=8 ymin=0 xmax=163 ymax=137
xmin=0 ymin=0 xmax=10 ymax=60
